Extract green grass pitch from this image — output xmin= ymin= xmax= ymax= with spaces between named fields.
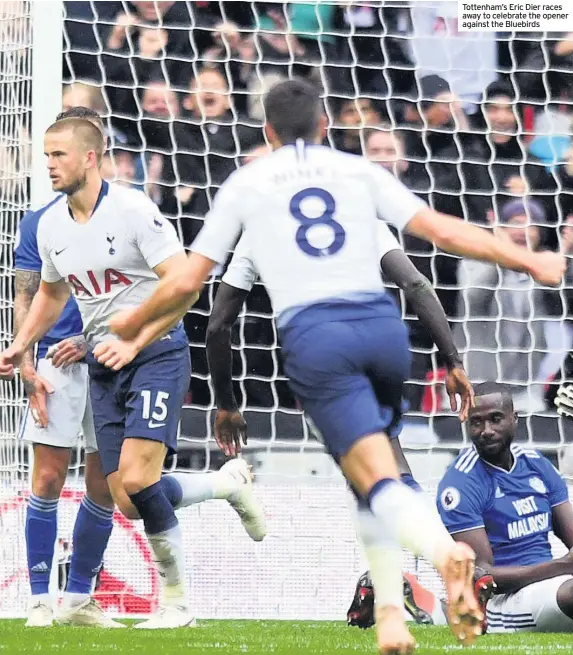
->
xmin=1 ymin=620 xmax=571 ymax=654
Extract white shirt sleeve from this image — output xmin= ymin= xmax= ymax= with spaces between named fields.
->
xmin=131 ymin=192 xmax=183 ymax=269
xmin=221 ymin=234 xmax=258 ymax=292
xmin=191 ymin=175 xmax=244 ymax=265
xmin=367 ymin=162 xmax=427 ymax=231
xmin=37 ymin=221 xmax=63 ymax=283
xmin=377 ymin=222 xmax=402 ymax=259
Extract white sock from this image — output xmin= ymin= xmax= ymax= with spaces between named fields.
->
xmin=354 ymin=504 xmax=404 ymax=611
xmin=30 ymin=592 xmax=51 ymax=607
xmin=62 ymin=592 xmax=90 ymax=609
xmin=146 ymin=524 xmax=188 ymax=607
xmin=368 ymin=479 xmax=453 ymax=569
xmin=165 ymin=471 xmax=240 ymax=508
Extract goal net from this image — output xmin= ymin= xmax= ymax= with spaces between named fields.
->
xmin=1 ymin=0 xmax=572 ymax=619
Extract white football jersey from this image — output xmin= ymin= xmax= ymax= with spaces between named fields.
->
xmin=222 ymin=222 xmax=402 ymax=293
xmin=193 ymin=143 xmax=426 ymax=320
xmin=37 ymin=181 xmax=183 ymax=346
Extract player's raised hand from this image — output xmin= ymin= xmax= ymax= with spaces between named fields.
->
xmin=528 ymin=251 xmax=567 ymax=287
xmin=109 ymin=309 xmax=141 ymax=342
xmin=94 ymin=339 xmax=138 ymax=372
xmin=445 ymin=365 xmax=475 ymax=422
xmin=48 ymin=335 xmax=88 ymax=369
xmin=0 ymin=345 xmax=24 ymax=380
xmin=21 ymin=370 xmax=55 ymax=428
xmin=214 ymin=409 xmax=247 ymax=457
xmin=555 ymin=382 xmax=573 ymax=419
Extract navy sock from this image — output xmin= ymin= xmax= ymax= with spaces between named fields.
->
xmin=26 ymin=494 xmax=58 ymax=595
xmin=66 ymin=496 xmax=114 ymax=594
xmin=129 ymin=481 xmax=178 ymax=535
xmin=400 ymin=472 xmax=423 ymax=493
xmin=159 ymin=476 xmax=183 ymax=509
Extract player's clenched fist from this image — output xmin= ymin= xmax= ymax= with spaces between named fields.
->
xmin=0 ymin=345 xmax=24 ymax=380
xmin=529 ymin=251 xmax=567 ymax=287
xmin=94 ymin=339 xmax=138 ymax=371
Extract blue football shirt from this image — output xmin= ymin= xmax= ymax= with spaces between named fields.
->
xmin=437 ymin=445 xmax=569 ymax=567
xmin=15 ymin=199 xmax=83 ymax=359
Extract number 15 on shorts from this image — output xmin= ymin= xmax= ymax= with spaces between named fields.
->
xmin=140 ymin=390 xmax=170 ymax=428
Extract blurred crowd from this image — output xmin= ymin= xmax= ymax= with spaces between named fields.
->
xmin=12 ymin=0 xmax=573 ymax=417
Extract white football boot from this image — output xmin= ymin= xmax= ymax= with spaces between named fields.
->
xmin=26 ymin=599 xmax=54 ymax=627
xmin=56 ymin=598 xmax=125 ymax=628
xmin=134 ymin=605 xmax=197 ymax=630
xmin=220 ymin=458 xmax=267 ymax=541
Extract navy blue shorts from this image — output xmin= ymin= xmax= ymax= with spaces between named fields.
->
xmin=279 ymin=295 xmax=411 ymax=461
xmin=88 ymin=343 xmax=191 ymax=476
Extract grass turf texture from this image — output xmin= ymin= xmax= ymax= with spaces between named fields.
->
xmin=0 ymin=621 xmax=571 ymax=654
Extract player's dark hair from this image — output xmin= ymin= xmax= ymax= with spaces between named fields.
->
xmin=473 ymin=382 xmax=514 ymax=408
xmin=46 ymin=117 xmax=104 ymax=165
xmin=56 ymin=106 xmax=104 ymax=133
xmin=264 ymin=78 xmax=322 ymax=144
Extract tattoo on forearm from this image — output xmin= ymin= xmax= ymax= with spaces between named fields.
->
xmin=69 ymin=335 xmax=88 ymax=352
xmin=15 ymin=270 xmax=41 ymax=305
xmin=14 ymin=270 xmax=42 ymax=370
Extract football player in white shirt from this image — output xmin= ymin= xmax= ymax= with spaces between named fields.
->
xmin=109 ymin=78 xmax=566 ymax=653
xmin=207 ymin=223 xmax=475 ymax=631
xmin=0 ymin=117 xmax=265 ymax=629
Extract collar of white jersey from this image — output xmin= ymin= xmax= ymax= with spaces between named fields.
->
xmin=67 ymin=179 xmax=109 ymax=221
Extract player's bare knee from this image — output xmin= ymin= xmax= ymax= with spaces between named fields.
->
xmin=85 ymin=452 xmax=114 ymax=509
xmin=31 ymin=447 xmax=69 ymax=499
xmin=32 ymin=466 xmax=66 ymax=499
xmin=556 ymin=579 xmax=573 ymax=619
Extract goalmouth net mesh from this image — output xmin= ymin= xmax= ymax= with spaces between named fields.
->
xmin=1 ymin=0 xmax=573 ymax=619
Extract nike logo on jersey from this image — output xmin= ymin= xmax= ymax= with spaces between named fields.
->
xmin=495 ymin=487 xmax=505 ymax=499
xmin=55 ymin=248 xmax=67 ymax=256
xmin=148 ymin=420 xmax=167 ymax=429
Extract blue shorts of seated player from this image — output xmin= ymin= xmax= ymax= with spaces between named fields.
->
xmin=278 ymin=292 xmax=411 ymax=461
xmin=87 ymin=327 xmax=191 ymax=476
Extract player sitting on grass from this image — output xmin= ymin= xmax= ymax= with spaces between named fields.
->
xmin=0 ymin=117 xmax=265 ymax=629
xmin=109 ymin=78 xmax=565 ymax=654
xmin=438 ymin=382 xmax=573 ymax=633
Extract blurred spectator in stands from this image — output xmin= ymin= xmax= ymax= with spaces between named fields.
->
xmin=474 ymin=80 xmax=558 ymax=239
xmin=62 ymin=83 xmax=107 ymax=115
xmin=457 ymin=199 xmax=570 ymax=412
xmin=61 ymin=82 xmax=129 ymax=149
xmin=514 ymin=33 xmax=573 ymax=106
xmin=330 ymin=98 xmax=381 ymax=155
xmin=200 ymin=21 xmax=255 ymax=114
xmin=408 ymin=0 xmax=497 ymax=112
xmin=139 ymin=79 xmax=180 ymax=151
xmin=334 ymin=1 xmax=414 ymax=101
xmin=554 ymin=146 xmax=573 ymax=224
xmin=100 ymin=148 xmax=137 ymax=188
xmin=403 ymin=75 xmax=492 ymax=321
xmin=157 ymin=68 xmax=262 ymax=245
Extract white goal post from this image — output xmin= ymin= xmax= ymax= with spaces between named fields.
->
xmin=0 ymin=0 xmax=573 ymax=620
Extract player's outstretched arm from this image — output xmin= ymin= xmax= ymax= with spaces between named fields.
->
xmin=110 ymin=252 xmax=215 ymax=342
xmin=453 ymin=527 xmax=573 ymax=594
xmin=101 ymin=253 xmax=200 ymax=371
xmin=380 ymin=250 xmax=474 ymax=421
xmin=406 ymin=208 xmax=566 ymax=287
xmin=0 ymin=279 xmax=70 ymax=379
xmin=206 ymin=281 xmax=249 ymax=456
